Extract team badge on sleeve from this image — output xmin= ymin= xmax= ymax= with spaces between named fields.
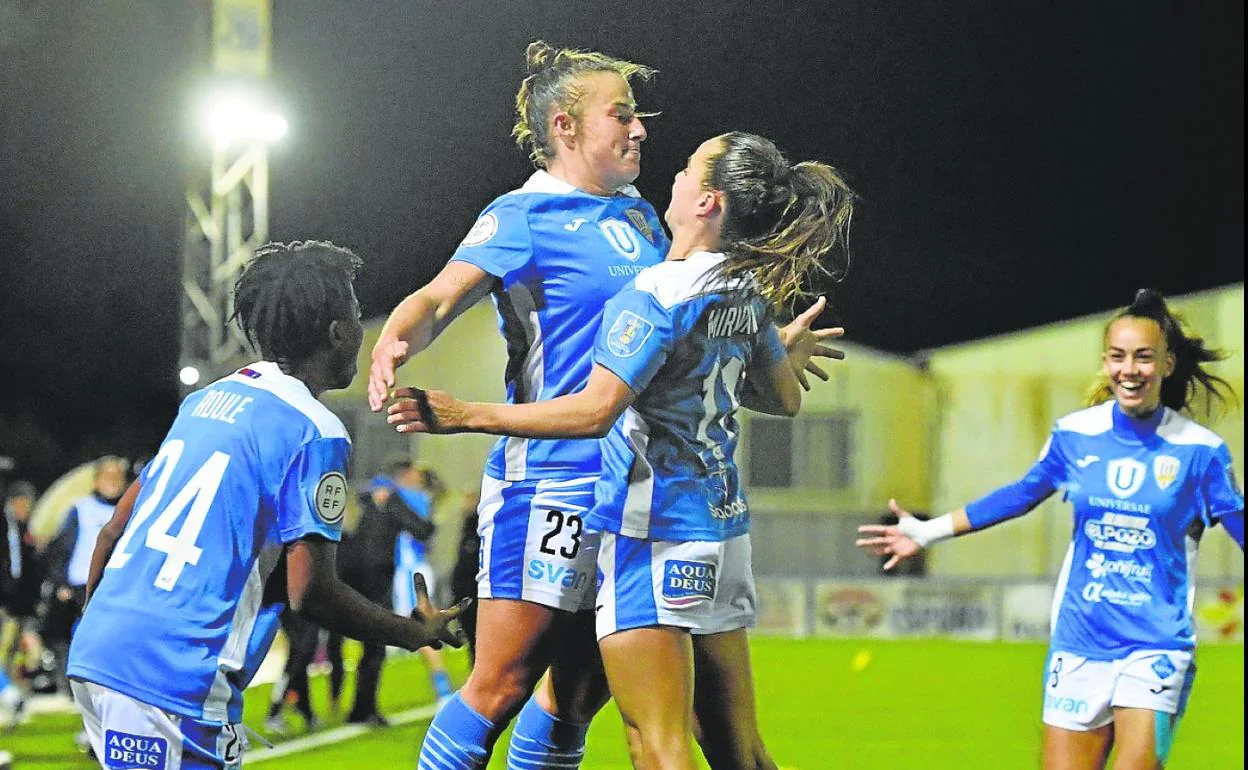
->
xmin=460 ymin=213 xmax=498 ymax=247
xmin=314 ymin=472 xmax=348 ymax=524
xmin=606 ymin=311 xmax=655 ymax=358
xmin=1152 ymin=455 xmax=1180 ymax=491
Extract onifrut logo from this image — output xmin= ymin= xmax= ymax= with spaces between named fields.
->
xmin=104 ymin=730 xmax=167 ymax=769
xmin=662 ymin=560 xmax=716 ymax=607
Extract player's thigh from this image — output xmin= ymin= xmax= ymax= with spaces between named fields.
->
xmin=599 ymin=626 xmax=695 ymax=747
xmin=476 ymin=475 xmax=598 ymax=613
xmin=1043 ymin=724 xmax=1114 ymax=770
xmin=71 ymin=680 xmax=244 ymax=770
xmin=461 ymin=597 xmax=564 ymax=719
xmin=540 ymin=609 xmax=610 ymax=721
xmin=692 ymin=629 xmax=774 ymax=770
xmin=1109 ymin=650 xmax=1195 ymax=769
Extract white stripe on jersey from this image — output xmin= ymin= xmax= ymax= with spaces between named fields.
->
xmin=619 ymin=407 xmax=655 ymax=538
xmin=1184 ymin=533 xmax=1199 ymax=638
xmin=1050 ymin=542 xmax=1075 ymax=635
xmin=501 ymin=283 xmax=546 ymax=481
xmin=1157 ymin=411 xmax=1225 ymax=448
xmin=631 ymin=251 xmax=749 ymax=310
xmin=1055 ymin=401 xmax=1113 ymax=436
xmin=204 ymin=542 xmax=279 ymax=721
xmin=507 ymin=170 xmax=642 ymax=199
xmin=219 ymin=361 xmax=349 ymax=441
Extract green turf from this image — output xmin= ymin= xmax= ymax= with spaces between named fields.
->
xmin=3 ymin=638 xmax=1242 ymax=769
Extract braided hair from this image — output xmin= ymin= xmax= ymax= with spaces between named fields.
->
xmin=231 ymin=240 xmax=362 ymax=365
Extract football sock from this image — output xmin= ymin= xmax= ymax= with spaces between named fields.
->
xmin=506 ymin=695 xmax=589 ymax=770
xmin=417 ymin=692 xmax=498 ymax=770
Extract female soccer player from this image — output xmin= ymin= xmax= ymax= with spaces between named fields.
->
xmin=857 ymin=289 xmax=1244 ymax=770
xmin=66 ymin=241 xmax=467 ymax=769
xmin=389 ymin=132 xmax=855 ymax=769
xmin=369 ymin=41 xmax=668 ymax=770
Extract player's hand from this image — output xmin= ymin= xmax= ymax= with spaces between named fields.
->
xmin=409 ymin=573 xmax=471 ymax=651
xmin=368 ymin=335 xmax=411 ymax=412
xmin=778 ymin=297 xmax=846 ymax=391
xmin=386 ymin=387 xmax=471 ymax=434
xmin=854 ymin=498 xmax=923 ymax=571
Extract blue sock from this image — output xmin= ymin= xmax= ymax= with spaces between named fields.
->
xmin=506 ymin=695 xmax=589 ymax=770
xmin=432 ymin=671 xmax=453 ymax=699
xmin=417 ymin=692 xmax=497 ymax=770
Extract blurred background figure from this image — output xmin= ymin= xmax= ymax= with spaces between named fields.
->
xmin=264 ymin=609 xmax=322 ymax=735
xmin=389 ymin=464 xmax=454 ymax=712
xmin=41 ymin=456 xmax=127 ymax=696
xmin=448 ymin=487 xmax=482 ymax=666
xmin=321 ymin=460 xmax=443 ymax=727
xmin=2 ymin=481 xmax=41 ymax=726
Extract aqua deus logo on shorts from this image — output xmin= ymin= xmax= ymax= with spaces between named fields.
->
xmin=104 ymin=730 xmax=167 ymax=769
xmin=662 ymin=560 xmax=716 ymax=606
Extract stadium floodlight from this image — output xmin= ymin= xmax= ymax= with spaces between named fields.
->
xmin=179 ymin=365 xmax=202 ymax=387
xmin=198 ymin=84 xmax=287 ymax=147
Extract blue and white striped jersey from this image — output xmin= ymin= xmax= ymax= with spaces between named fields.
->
xmin=450 ymin=171 xmax=668 ymax=482
xmin=588 ymin=251 xmax=787 ymax=541
xmin=965 ymin=400 xmax=1244 ymax=657
xmin=67 ymin=361 xmax=350 ymax=723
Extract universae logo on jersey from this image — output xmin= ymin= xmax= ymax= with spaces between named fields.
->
xmin=1152 ymin=455 xmax=1180 ymax=491
xmin=1106 ymin=458 xmax=1147 ymax=499
xmin=662 ymin=560 xmax=716 ymax=607
xmin=606 ymin=310 xmax=655 ymax=358
xmin=599 ymin=219 xmax=642 ymax=261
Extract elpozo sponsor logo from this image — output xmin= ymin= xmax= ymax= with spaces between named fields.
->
xmin=1084 ymin=512 xmax=1156 ymax=553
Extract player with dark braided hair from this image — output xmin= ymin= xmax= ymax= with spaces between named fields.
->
xmin=66 ymin=241 xmax=468 ymax=770
xmin=390 ymin=133 xmax=856 ymax=769
xmin=859 ymin=288 xmax=1243 ymax=770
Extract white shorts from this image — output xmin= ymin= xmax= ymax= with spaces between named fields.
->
xmin=72 ymin=680 xmax=246 ymax=769
xmin=476 ymin=475 xmax=599 ymax=613
xmin=393 ymin=561 xmax=436 ymax=617
xmin=1041 ymin=648 xmax=1196 ymax=731
xmin=595 ymin=532 xmax=756 ymax=641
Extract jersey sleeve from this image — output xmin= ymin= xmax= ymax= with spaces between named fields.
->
xmin=1201 ymin=443 xmax=1245 ymax=525
xmin=964 ymin=427 xmax=1068 ymax=529
xmin=593 ymin=286 xmax=674 ymax=394
xmin=275 ymin=437 xmax=351 ymax=544
xmin=448 ymin=196 xmax=532 ymax=282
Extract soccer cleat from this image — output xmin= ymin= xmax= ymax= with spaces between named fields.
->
xmin=263 ymin=715 xmax=288 ymax=736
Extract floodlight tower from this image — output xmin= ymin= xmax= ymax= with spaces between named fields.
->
xmin=181 ymin=0 xmax=284 ymax=389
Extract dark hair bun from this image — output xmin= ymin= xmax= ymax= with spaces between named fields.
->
xmin=525 ymin=40 xmax=556 ymax=74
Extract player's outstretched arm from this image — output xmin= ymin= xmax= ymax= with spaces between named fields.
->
xmin=85 ymin=478 xmax=142 ymax=603
xmin=386 ymin=364 xmax=636 ymax=439
xmin=1222 ymin=510 xmax=1245 ymax=551
xmin=368 ymin=261 xmax=495 ymax=412
xmin=855 ymin=498 xmax=972 ymax=570
xmin=777 ymin=297 xmax=846 ymax=391
xmin=286 ymin=537 xmax=469 ymax=651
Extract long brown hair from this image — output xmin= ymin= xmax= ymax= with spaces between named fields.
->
xmin=1086 ymin=288 xmax=1235 ymax=418
xmin=703 ymin=132 xmax=855 ymax=311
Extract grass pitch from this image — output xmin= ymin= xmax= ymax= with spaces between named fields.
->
xmin=3 ymin=637 xmax=1242 ymax=769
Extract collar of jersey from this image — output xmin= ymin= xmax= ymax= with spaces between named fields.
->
xmin=519 ymin=170 xmax=641 ymax=199
xmin=231 ymin=361 xmax=311 ymax=398
xmin=1110 ymin=400 xmax=1166 ymax=444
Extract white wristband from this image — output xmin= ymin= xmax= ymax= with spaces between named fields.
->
xmin=897 ymin=514 xmax=956 ymax=548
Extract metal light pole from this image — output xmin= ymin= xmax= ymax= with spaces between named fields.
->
xmin=180 ymin=0 xmax=282 ymax=389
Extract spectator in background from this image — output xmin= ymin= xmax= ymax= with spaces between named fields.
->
xmin=43 ymin=456 xmax=127 ymax=694
xmin=263 ymin=608 xmax=322 ymax=735
xmin=448 ymin=487 xmax=482 ymax=666
xmin=389 ymin=465 xmax=454 ymax=711
xmin=322 ymin=460 xmax=440 ymax=727
xmin=2 ymin=481 xmax=40 ymax=723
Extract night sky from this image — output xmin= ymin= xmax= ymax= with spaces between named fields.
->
xmin=1 ymin=0 xmax=1243 ymax=486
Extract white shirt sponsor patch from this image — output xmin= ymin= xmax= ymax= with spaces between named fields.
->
xmin=314 ymin=472 xmax=348 ymax=524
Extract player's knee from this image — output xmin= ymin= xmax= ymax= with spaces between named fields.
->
xmin=461 ymin=664 xmax=535 ymax=720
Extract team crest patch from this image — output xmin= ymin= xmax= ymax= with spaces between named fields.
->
xmin=625 ymin=208 xmax=655 ymax=244
xmin=460 ymin=213 xmax=498 ymax=247
xmin=606 ymin=310 xmax=654 ymax=358
xmin=1153 ymin=455 xmax=1180 ymax=491
xmin=103 ymin=730 xmax=168 ymax=769
xmin=1150 ymin=654 xmax=1177 ymax=680
xmin=1106 ymin=458 xmax=1147 ymax=499
xmin=662 ymin=559 xmax=716 ymax=607
xmin=314 ymin=472 xmax=348 ymax=524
